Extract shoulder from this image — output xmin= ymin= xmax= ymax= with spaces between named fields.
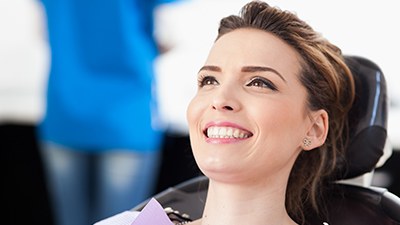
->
xmin=94 ymin=211 xmax=140 ymax=225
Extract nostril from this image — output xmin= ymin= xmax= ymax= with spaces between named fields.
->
xmin=212 ymin=105 xmax=234 ymax=111
xmin=223 ymin=105 xmax=233 ymax=110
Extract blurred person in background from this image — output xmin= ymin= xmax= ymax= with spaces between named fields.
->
xmin=37 ymin=0 xmax=181 ymax=225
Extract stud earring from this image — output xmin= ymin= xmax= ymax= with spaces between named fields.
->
xmin=303 ymin=138 xmax=311 ymax=147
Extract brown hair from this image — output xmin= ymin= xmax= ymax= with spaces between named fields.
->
xmin=216 ymin=1 xmax=355 ymax=223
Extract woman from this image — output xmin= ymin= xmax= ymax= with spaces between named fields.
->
xmin=186 ymin=0 xmax=355 ymax=223
xmin=95 ymin=1 xmax=354 ymax=224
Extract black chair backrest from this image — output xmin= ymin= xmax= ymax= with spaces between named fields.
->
xmin=335 ymin=55 xmax=388 ymax=180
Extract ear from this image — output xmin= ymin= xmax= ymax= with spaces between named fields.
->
xmin=303 ymin=109 xmax=329 ymax=151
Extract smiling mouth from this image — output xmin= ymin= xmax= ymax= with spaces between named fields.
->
xmin=205 ymin=126 xmax=253 ymax=139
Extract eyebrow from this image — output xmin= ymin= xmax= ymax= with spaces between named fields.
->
xmin=198 ymin=65 xmax=286 ymax=82
xmin=241 ymin=66 xmax=286 ymax=82
xmin=198 ymin=65 xmax=221 ymax=73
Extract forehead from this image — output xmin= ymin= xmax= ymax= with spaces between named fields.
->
xmin=206 ymin=28 xmax=302 ymax=77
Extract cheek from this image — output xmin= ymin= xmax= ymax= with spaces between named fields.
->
xmin=250 ymin=106 xmax=305 ymax=177
xmin=186 ymin=95 xmax=209 ymax=140
xmin=255 ymin=101 xmax=306 ymax=147
xmin=186 ymin=97 xmax=202 ymax=129
xmin=253 ymin=101 xmax=290 ymax=126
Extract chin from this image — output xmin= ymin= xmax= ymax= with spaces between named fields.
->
xmin=198 ymin=160 xmax=247 ymax=183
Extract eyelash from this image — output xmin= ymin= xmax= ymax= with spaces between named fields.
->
xmin=197 ymin=75 xmax=218 ymax=87
xmin=246 ymin=77 xmax=278 ymax=91
xmin=197 ymin=75 xmax=278 ymax=91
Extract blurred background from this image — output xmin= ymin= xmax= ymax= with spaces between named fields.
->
xmin=1 ymin=0 xmax=399 ymax=224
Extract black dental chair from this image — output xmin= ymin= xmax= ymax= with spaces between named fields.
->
xmin=133 ymin=55 xmax=400 ymax=224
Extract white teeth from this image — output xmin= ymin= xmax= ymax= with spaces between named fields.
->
xmin=206 ymin=126 xmax=251 ymax=139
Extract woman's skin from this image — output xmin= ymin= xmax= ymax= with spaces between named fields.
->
xmin=186 ymin=28 xmax=328 ymax=225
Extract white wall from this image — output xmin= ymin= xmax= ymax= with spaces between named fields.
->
xmin=0 ymin=0 xmax=49 ymax=124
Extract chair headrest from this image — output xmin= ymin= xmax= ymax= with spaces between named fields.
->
xmin=335 ymin=55 xmax=388 ymax=180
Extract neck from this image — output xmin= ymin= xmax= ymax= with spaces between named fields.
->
xmin=198 ymin=178 xmax=297 ymax=225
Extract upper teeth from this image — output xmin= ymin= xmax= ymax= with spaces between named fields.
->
xmin=207 ymin=126 xmax=251 ymax=138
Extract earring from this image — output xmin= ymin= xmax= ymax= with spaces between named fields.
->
xmin=303 ymin=138 xmax=311 ymax=147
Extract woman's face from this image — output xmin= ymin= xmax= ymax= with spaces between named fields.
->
xmin=187 ymin=28 xmax=313 ymax=184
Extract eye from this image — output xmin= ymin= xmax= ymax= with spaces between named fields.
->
xmin=198 ymin=75 xmax=219 ymax=87
xmin=246 ymin=76 xmax=278 ymax=91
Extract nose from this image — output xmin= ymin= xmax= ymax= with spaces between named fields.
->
xmin=211 ymin=87 xmax=240 ymax=112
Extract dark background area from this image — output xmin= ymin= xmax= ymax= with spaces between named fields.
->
xmin=1 ymin=124 xmax=202 ymax=225
xmin=1 ymin=124 xmax=54 ymax=225
xmin=1 ymin=124 xmax=399 ymax=225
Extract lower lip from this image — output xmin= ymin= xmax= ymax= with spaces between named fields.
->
xmin=205 ymin=137 xmax=248 ymax=144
